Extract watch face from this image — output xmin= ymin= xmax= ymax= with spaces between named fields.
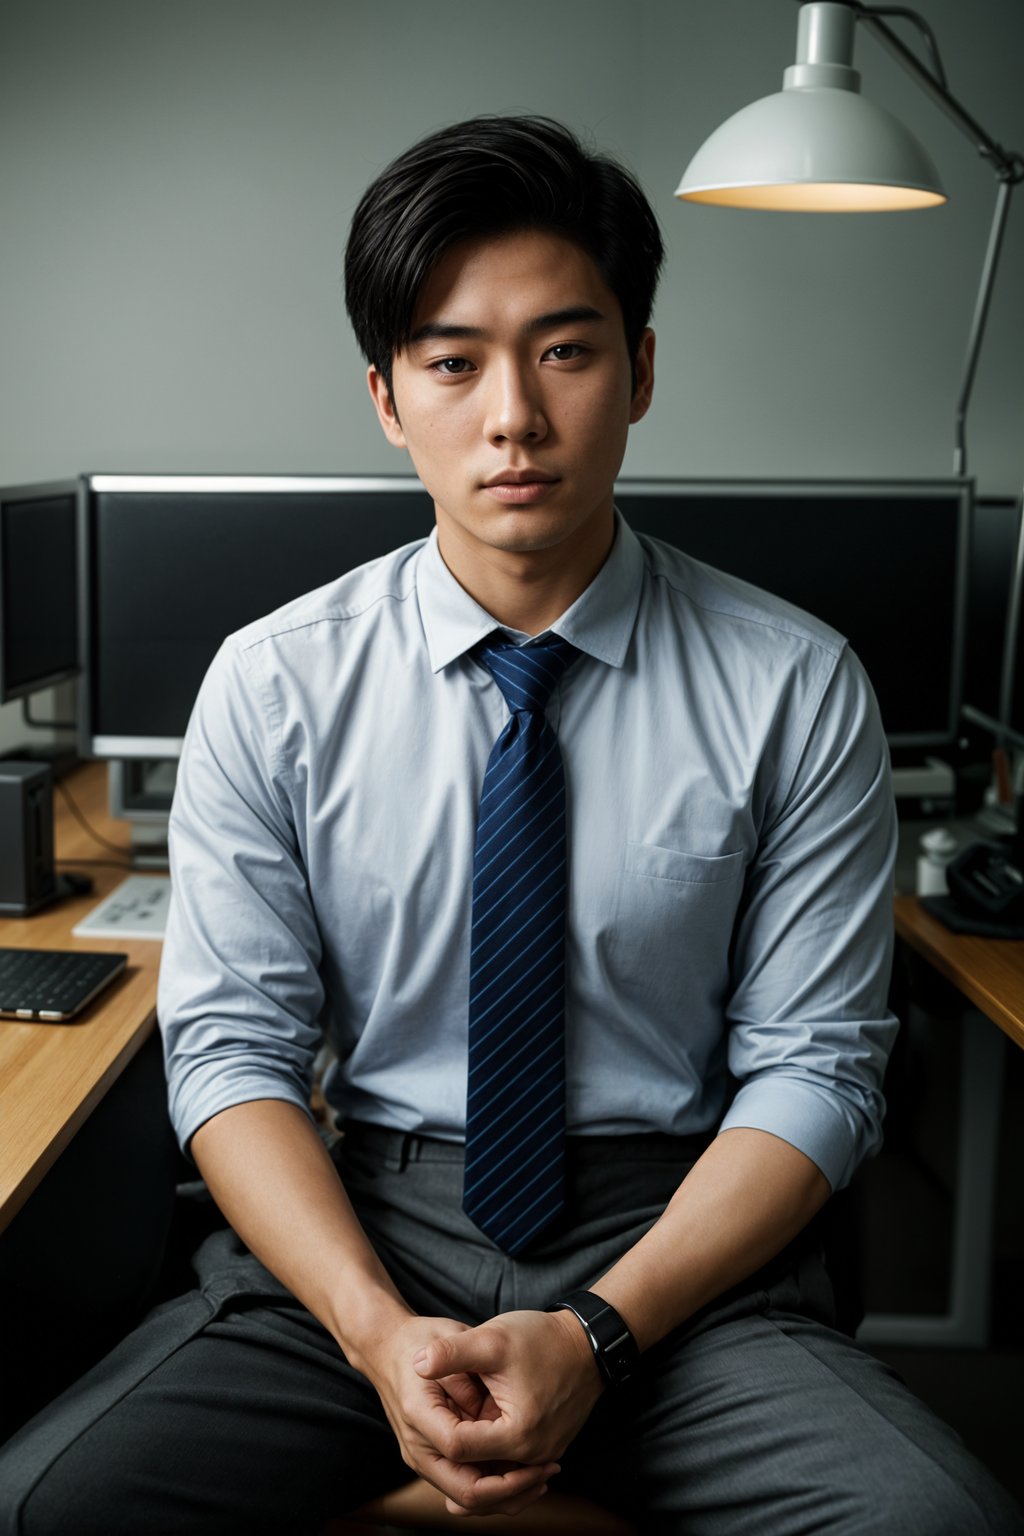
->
xmin=553 ymin=1293 xmax=638 ymax=1385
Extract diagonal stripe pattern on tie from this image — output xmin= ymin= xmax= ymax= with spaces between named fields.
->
xmin=463 ymin=633 xmax=578 ymax=1256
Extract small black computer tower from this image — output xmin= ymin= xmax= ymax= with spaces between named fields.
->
xmin=0 ymin=760 xmax=57 ymax=915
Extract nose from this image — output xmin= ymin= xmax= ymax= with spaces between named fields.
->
xmin=484 ymin=359 xmax=548 ymax=445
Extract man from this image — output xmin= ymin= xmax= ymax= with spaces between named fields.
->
xmin=1 ymin=115 xmax=1020 ymax=1535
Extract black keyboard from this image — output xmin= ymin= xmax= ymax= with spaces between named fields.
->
xmin=0 ymin=948 xmax=128 ymax=1021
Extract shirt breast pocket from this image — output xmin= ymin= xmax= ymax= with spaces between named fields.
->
xmin=606 ymin=843 xmax=747 ymax=1012
xmin=622 ymin=842 xmax=746 ymax=887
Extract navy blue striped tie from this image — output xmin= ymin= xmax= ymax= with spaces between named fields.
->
xmin=463 ymin=633 xmax=577 ymax=1256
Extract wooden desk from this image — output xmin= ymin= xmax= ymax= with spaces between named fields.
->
xmin=857 ymin=889 xmax=1022 ymax=1349
xmin=0 ymin=762 xmax=163 ymax=1232
xmin=894 ymin=891 xmax=1024 ymax=1052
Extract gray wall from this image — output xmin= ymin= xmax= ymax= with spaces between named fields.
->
xmin=2 ymin=0 xmax=1022 ymax=749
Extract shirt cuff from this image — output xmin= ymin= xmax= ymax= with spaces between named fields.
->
xmin=717 ymin=1073 xmax=875 ymax=1192
xmin=168 ymin=1061 xmax=316 ymax=1156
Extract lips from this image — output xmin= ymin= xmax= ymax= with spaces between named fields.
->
xmin=481 ymin=471 xmax=560 ymax=506
xmin=482 ymin=468 xmax=558 ymax=488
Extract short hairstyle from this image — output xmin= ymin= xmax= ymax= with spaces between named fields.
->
xmin=344 ymin=114 xmax=664 ymax=398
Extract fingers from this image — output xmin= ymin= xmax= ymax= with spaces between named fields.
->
xmin=413 ymin=1328 xmax=503 ymax=1382
xmin=445 ymin=1415 xmax=524 ymax=1462
xmin=438 ymin=1370 xmax=491 ymax=1420
xmin=447 ymin=1413 xmax=574 ymax=1468
xmin=380 ymin=1313 xmax=586 ymax=1515
xmin=422 ymin=1453 xmax=560 ymax=1517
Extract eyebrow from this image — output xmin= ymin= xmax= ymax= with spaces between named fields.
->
xmin=408 ymin=305 xmax=606 ymax=348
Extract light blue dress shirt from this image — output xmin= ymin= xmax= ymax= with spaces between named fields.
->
xmin=158 ymin=513 xmax=898 ymax=1192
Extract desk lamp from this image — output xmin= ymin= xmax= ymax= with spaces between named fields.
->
xmin=675 ymin=0 xmax=1021 ymax=478
xmin=676 ymin=0 xmax=1024 ymax=932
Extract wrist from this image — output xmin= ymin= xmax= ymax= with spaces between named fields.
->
xmin=329 ymin=1284 xmax=415 ymax=1378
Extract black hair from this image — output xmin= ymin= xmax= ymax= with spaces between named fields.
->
xmin=344 ymin=115 xmax=664 ymax=399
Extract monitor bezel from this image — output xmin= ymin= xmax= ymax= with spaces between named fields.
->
xmin=0 ymin=479 xmax=81 ymax=705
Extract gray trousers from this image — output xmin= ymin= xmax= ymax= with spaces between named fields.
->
xmin=0 ymin=1125 xmax=1021 ymax=1536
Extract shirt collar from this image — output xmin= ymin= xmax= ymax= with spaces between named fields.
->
xmin=417 ymin=509 xmax=644 ymax=674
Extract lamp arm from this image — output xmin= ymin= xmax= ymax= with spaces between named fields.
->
xmin=855 ymin=5 xmax=1020 ymax=178
xmin=796 ymin=0 xmax=1024 ymax=475
xmin=954 ymin=178 xmax=1014 ymax=478
xmin=798 ymin=1 xmax=1022 ymax=178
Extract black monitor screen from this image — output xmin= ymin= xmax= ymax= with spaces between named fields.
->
xmin=0 ymin=485 xmax=79 ymax=704
xmin=960 ymin=498 xmax=1019 ymax=732
xmin=83 ymin=479 xmax=435 ymax=755
xmin=81 ymin=475 xmax=969 ymax=757
xmin=618 ymin=480 xmax=968 ymax=751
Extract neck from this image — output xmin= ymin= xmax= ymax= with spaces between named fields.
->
xmin=436 ymin=514 xmax=615 ymax=637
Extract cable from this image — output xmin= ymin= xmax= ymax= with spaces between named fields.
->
xmin=54 ymin=776 xmax=134 ymax=859
xmin=21 ymin=696 xmax=77 ymax=733
xmin=57 ymin=857 xmax=134 ymax=871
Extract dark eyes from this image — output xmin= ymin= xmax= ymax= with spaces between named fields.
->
xmin=429 ymin=343 xmax=586 ymax=376
xmin=433 ymin=357 xmax=474 ymax=375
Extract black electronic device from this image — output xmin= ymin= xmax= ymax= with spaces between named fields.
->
xmin=0 ymin=479 xmax=81 ymax=777
xmin=0 ymin=481 xmax=79 ymax=704
xmin=949 ymin=840 xmax=1024 ymax=917
xmin=960 ymin=497 xmax=1021 ymax=736
xmin=550 ymin=1290 xmax=639 ymax=1386
xmin=0 ymin=948 xmax=128 ymax=1022
xmin=616 ymin=478 xmax=971 ymax=753
xmin=78 ymin=475 xmax=436 ymax=759
xmin=77 ymin=474 xmax=971 ymax=762
xmin=961 ymin=494 xmax=1024 ymax=766
xmin=0 ymin=761 xmax=58 ymax=915
xmin=922 ymin=835 xmax=1024 ymax=939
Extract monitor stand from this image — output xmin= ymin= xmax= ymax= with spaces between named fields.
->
xmin=127 ymin=824 xmax=170 ymax=871
xmin=108 ymin=759 xmax=175 ymax=871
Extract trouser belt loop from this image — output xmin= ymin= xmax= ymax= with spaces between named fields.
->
xmin=340 ymin=1121 xmax=417 ymax=1171
xmin=376 ymin=1132 xmax=411 ymax=1172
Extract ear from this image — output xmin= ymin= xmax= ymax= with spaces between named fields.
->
xmin=628 ymin=329 xmax=656 ymax=424
xmin=367 ymin=365 xmax=406 ymax=449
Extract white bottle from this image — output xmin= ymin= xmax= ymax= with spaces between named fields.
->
xmin=916 ymin=827 xmax=958 ymax=897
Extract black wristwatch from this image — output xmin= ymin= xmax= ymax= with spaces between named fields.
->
xmin=549 ymin=1290 xmax=639 ymax=1386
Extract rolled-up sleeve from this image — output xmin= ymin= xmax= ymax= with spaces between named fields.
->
xmin=718 ymin=645 xmax=898 ymax=1190
xmin=157 ymin=637 xmax=324 ymax=1153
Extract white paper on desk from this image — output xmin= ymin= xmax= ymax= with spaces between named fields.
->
xmin=72 ymin=875 xmax=171 ymax=942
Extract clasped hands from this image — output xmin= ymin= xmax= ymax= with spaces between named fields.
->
xmin=365 ymin=1307 xmax=605 ymax=1517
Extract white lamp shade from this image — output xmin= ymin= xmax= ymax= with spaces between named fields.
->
xmin=676 ymin=85 xmax=947 ymax=211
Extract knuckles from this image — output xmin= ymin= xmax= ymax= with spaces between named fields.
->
xmin=434 ymin=1423 xmax=462 ymax=1461
xmin=451 ymin=1485 xmax=488 ymax=1514
xmin=422 ymin=1340 xmax=448 ymax=1374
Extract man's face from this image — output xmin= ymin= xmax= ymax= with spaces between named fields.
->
xmin=368 ymin=229 xmax=654 ymax=586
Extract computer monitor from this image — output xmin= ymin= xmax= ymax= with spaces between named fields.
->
xmin=78 ymin=475 xmax=436 ymax=759
xmin=960 ymin=496 xmax=1024 ymax=755
xmin=616 ymin=479 xmax=971 ymax=754
xmin=0 ymin=481 xmax=79 ymax=705
xmin=79 ymin=474 xmax=970 ymax=762
xmin=1001 ymin=498 xmax=1024 ymax=754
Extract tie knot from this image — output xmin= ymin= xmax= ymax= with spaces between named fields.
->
xmin=477 ymin=634 xmax=577 ymax=715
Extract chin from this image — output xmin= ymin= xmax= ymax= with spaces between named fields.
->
xmin=482 ymin=517 xmax=578 ymax=554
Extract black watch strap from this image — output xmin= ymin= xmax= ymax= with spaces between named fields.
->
xmin=549 ymin=1290 xmax=639 ymax=1386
